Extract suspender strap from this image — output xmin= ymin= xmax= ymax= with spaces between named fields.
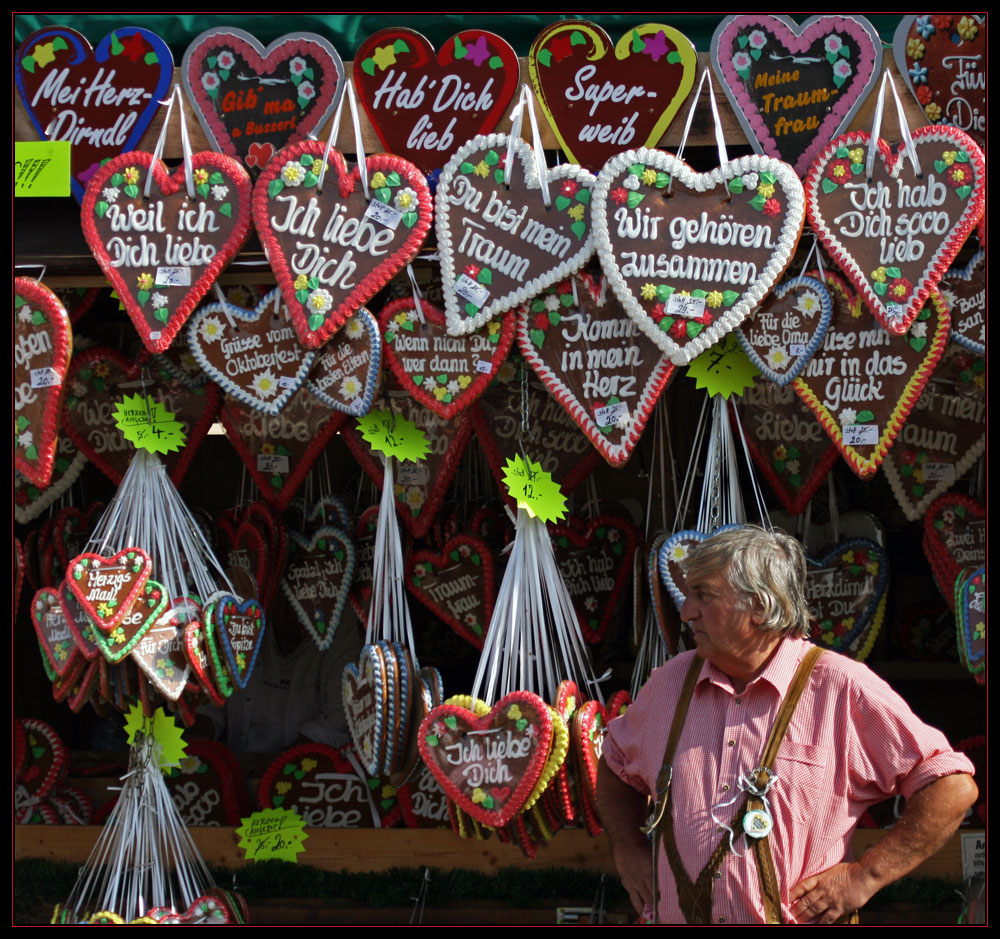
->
xmin=648 ymin=645 xmax=825 ymax=924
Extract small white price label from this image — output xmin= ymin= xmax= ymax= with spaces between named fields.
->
xmin=885 ymin=302 xmax=904 ymax=321
xmin=922 ymin=462 xmax=955 ymax=483
xmin=789 ymin=343 xmax=807 ymax=356
xmin=278 ymin=376 xmax=298 ymax=390
xmin=455 ymin=274 xmax=490 ymax=308
xmin=594 ymin=401 xmax=630 ymax=428
xmin=475 ymin=359 xmax=493 ymax=374
xmin=842 ymin=423 xmax=878 ymax=446
xmin=149 ymin=331 xmax=162 ymax=341
xmin=30 ymin=367 xmax=61 ymax=388
xmin=364 ymin=198 xmax=402 ymax=231
xmin=666 ymin=293 xmax=706 ymax=319
xmin=398 ymin=461 xmax=429 ymax=485
xmin=156 ymin=266 xmax=191 ymax=287
xmin=257 ymin=453 xmax=289 ymax=474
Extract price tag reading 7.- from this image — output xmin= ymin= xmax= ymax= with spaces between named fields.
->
xmin=112 ymin=393 xmax=186 ymax=454
xmin=356 ymin=409 xmax=430 ymax=463
xmin=501 ymin=454 xmax=567 ymax=523
xmin=235 ymin=807 xmax=308 ymax=863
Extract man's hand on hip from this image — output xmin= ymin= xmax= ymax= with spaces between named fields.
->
xmin=788 ymin=861 xmax=877 ymax=924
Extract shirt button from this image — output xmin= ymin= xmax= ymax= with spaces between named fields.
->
xmin=713 ymin=872 xmax=722 ymax=880
xmin=717 ymin=826 xmax=725 ymax=833
xmin=722 ymin=784 xmax=730 ymax=792
xmin=719 ymin=917 xmax=727 ymax=923
xmin=735 ymin=697 xmax=742 ymax=705
xmin=728 ymin=739 xmax=736 ymax=747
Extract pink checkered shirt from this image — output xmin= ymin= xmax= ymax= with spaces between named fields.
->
xmin=603 ymin=637 xmax=974 ymax=924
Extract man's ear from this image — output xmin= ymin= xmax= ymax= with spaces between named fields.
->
xmin=749 ymin=595 xmax=767 ymax=627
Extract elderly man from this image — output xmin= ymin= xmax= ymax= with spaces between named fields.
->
xmin=598 ymin=526 xmax=977 ymax=924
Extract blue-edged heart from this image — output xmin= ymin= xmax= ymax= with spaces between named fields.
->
xmin=736 ymin=275 xmax=831 ymax=385
xmin=213 ymin=595 xmax=266 ymax=689
xmin=658 ymin=526 xmax=744 ymax=611
xmin=940 ymin=250 xmax=984 ymax=356
xmin=342 ymin=643 xmax=387 ymax=776
xmin=303 ymin=308 xmax=382 ymax=417
xmin=187 ymin=288 xmax=316 ymax=415
xmin=955 ymin=565 xmax=985 ymax=680
xmin=805 ymin=537 xmax=888 ymax=660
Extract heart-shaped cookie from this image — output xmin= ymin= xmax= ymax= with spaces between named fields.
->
xmin=593 ymin=148 xmax=805 ymax=366
xmin=407 ymin=535 xmax=496 ymax=649
xmin=31 ymin=587 xmax=78 ymax=679
xmin=184 ymin=620 xmax=227 ymax=707
xmin=735 ymin=378 xmax=838 ymax=515
xmin=219 ymin=385 xmax=346 ymax=511
xmin=883 ymin=344 xmax=984 ymax=521
xmin=940 ymin=250 xmax=984 ymax=355
xmin=419 ymin=691 xmax=554 ymax=828
xmin=303 ymin=307 xmax=382 ymax=416
xmin=213 ymin=595 xmax=265 ymax=690
xmin=15 ymin=27 xmax=174 ymax=201
xmin=437 ymin=134 xmax=596 ymax=335
xmin=658 ymin=526 xmax=745 ymax=612
xmin=398 ymin=761 xmax=452 ymax=829
xmin=130 ymin=598 xmax=195 ymax=701
xmin=253 ymin=142 xmax=432 ymax=349
xmin=806 ymin=538 xmax=888 ymax=660
xmin=281 ymin=527 xmax=354 ymax=651
xmin=923 ymin=493 xmax=985 ymax=608
xmin=187 ymin=287 xmax=315 ymax=414
xmin=736 ymin=275 xmax=832 ymax=385
xmin=805 ymin=127 xmax=985 ymax=336
xmin=17 ymin=718 xmax=68 ymax=804
xmin=381 ymin=296 xmax=515 ymax=419
xmin=343 ymin=643 xmax=389 ymax=775
xmin=955 ymin=566 xmax=985 ymax=680
xmin=348 ymin=506 xmax=379 ymax=625
xmin=712 ymin=15 xmax=883 ymax=177
xmin=165 ymin=738 xmax=246 ymax=826
xmin=91 ymin=579 xmax=169 ymax=664
xmin=62 ymin=346 xmax=220 ymax=486
xmin=892 ymin=15 xmax=985 ymax=149
xmin=182 ymin=28 xmax=345 ymax=177
xmin=517 ymin=271 xmax=676 ymax=467
xmin=81 ymin=150 xmax=254 ymax=353
xmin=355 ymin=27 xmax=520 ymax=172
xmin=792 ymin=274 xmax=950 ymax=479
xmin=15 ymin=436 xmax=87 ymax=525
xmin=528 ymin=20 xmax=697 ymax=171
xmin=66 ymin=548 xmax=152 ymax=633
xmin=14 ymin=279 xmax=73 ymax=489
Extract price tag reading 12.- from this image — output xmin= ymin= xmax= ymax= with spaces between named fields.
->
xmin=236 ymin=807 xmax=307 ymax=863
xmin=501 ymin=454 xmax=567 ymax=523
xmin=112 ymin=393 xmax=186 ymax=454
xmin=356 ymin=409 xmax=430 ymax=463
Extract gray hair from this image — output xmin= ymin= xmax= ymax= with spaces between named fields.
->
xmin=681 ymin=526 xmax=810 ymax=638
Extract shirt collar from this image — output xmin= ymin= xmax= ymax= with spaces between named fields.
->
xmin=698 ymin=636 xmax=810 ymax=698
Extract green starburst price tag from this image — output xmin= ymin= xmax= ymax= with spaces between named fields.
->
xmin=501 ymin=454 xmax=566 ymax=522
xmin=112 ymin=393 xmax=186 ymax=453
xmin=123 ymin=704 xmax=187 ymax=770
xmin=236 ymin=807 xmax=308 ymax=863
xmin=356 ymin=409 xmax=429 ymax=462
xmin=686 ymin=332 xmax=760 ymax=399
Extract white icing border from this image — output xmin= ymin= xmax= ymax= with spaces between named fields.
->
xmin=592 ymin=147 xmax=805 ymax=366
xmin=303 ymin=308 xmax=382 ymax=417
xmin=15 ymin=452 xmax=87 ymax=525
xmin=437 ymin=133 xmax=596 ymax=336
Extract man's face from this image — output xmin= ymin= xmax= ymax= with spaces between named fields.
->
xmin=680 ymin=564 xmax=768 ymax=677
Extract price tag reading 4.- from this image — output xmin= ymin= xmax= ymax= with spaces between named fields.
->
xmin=112 ymin=393 xmax=186 ymax=454
xmin=356 ymin=409 xmax=430 ymax=463
xmin=236 ymin=807 xmax=307 ymax=863
xmin=501 ymin=454 xmax=567 ymax=523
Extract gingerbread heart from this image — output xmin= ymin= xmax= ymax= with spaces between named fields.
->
xmin=213 ymin=595 xmax=265 ymax=689
xmin=398 ymin=762 xmax=452 ymax=829
xmin=81 ymin=151 xmax=254 ymax=353
xmin=184 ymin=620 xmax=227 ymax=707
xmin=66 ymin=548 xmax=152 ymax=633
xmin=31 ymin=587 xmax=78 ymax=679
xmin=407 ymin=535 xmax=496 ymax=649
xmin=219 ymin=385 xmax=346 ymax=511
xmin=550 ymin=516 xmax=639 ymax=645
xmin=381 ymin=296 xmax=515 ymax=420
xmin=658 ymin=526 xmax=744 ymax=612
xmin=187 ymin=287 xmax=316 ymax=414
xmin=736 ymin=275 xmax=832 ymax=386
xmin=15 ymin=27 xmax=174 ymax=202
xmin=303 ymin=307 xmax=382 ymax=416
xmin=182 ymin=28 xmax=345 ymax=177
xmin=572 ymin=693 xmax=631 ymax=811
xmin=806 ymin=538 xmax=888 ymax=660
xmin=130 ymin=598 xmax=195 ymax=701
xmin=52 ymin=286 xmax=103 ymax=326
xmin=955 ymin=566 xmax=985 ymax=679
xmin=281 ymin=527 xmax=355 ymax=651
xmin=91 ymin=579 xmax=169 ymax=664
xmin=805 ymin=127 xmax=984 ymax=336
xmin=517 ymin=271 xmax=675 ymax=467
xmin=923 ymin=493 xmax=985 ymax=608
xmin=62 ymin=346 xmax=220 ymax=486
xmin=892 ymin=15 xmax=985 ymax=149
xmin=735 ymin=378 xmax=838 ymax=515
xmin=355 ymin=27 xmax=520 ymax=173
xmin=14 ymin=279 xmax=72 ymax=489
xmin=419 ymin=691 xmax=554 ymax=828
xmin=883 ymin=344 xmax=984 ymax=521
xmin=253 ymin=142 xmax=432 ymax=349
xmin=343 ymin=643 xmax=390 ymax=775
xmin=940 ymin=250 xmax=984 ymax=355
xmin=712 ymin=16 xmax=883 ymax=177
xmin=348 ymin=506 xmax=379 ymax=625
xmin=17 ymin=719 xmax=68 ymax=804
xmin=437 ymin=134 xmax=596 ymax=335
xmin=528 ymin=20 xmax=697 ymax=171
xmin=14 ymin=436 xmax=87 ymax=525
xmin=792 ymin=274 xmax=950 ymax=479
xmin=165 ymin=738 xmax=246 ymax=826
xmin=593 ymin=148 xmax=805 ymax=366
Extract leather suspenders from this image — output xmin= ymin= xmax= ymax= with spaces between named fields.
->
xmin=643 ymin=646 xmax=825 ymax=924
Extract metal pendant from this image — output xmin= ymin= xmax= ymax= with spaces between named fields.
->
xmin=743 ymin=807 xmax=773 ymax=839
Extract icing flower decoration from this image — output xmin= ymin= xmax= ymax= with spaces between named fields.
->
xmin=393 ymin=311 xmax=410 ymax=327
xmin=870 ymin=266 xmax=887 ymax=283
xmin=345 ymin=317 xmax=364 ymax=339
xmin=762 ymin=198 xmax=781 ymax=217
xmin=109 ymin=626 xmax=126 ymax=643
xmin=785 ymin=459 xmax=800 ymax=475
xmin=18 ymin=429 xmax=34 ymax=448
xmin=908 ymin=63 xmax=928 ymax=85
xmin=471 ymin=788 xmax=487 ymax=804
xmin=474 ymin=160 xmax=490 ymax=178
xmin=252 ymin=370 xmax=278 ymax=398
xmin=889 ymin=277 xmax=912 ymax=301
xmin=641 ymin=283 xmax=657 ymax=300
xmin=151 ymin=293 xmax=168 ymax=309
xmin=457 ymin=375 xmax=472 ymax=389
xmin=623 ymin=175 xmax=640 ymax=191
xmin=839 ymin=407 xmax=857 ymax=426
xmin=235 ymin=652 xmax=246 ymax=670
xmin=217 ymin=50 xmax=236 ymax=71
xmin=123 ymin=166 xmax=140 ymax=186
xmin=544 ymin=294 xmax=561 ymax=312
xmin=17 ymin=305 xmax=32 ymax=324
xmin=281 ymin=161 xmax=306 ymax=186
xmin=848 ymin=148 xmax=864 ymax=165
xmin=561 ymin=180 xmax=579 ymax=197
xmin=289 ymin=56 xmax=308 ymax=76
xmin=946 ymin=163 xmax=972 ymax=188
xmin=567 ymin=203 xmax=586 ymax=221
xmin=211 ymin=184 xmax=229 ymax=201
xmin=741 ymin=172 xmax=759 ymax=190
xmin=297 ymin=81 xmax=316 ymax=101
xmin=507 ymin=704 xmax=523 ymax=721
xmin=202 ymin=72 xmax=220 ymax=93
xmin=732 ymin=51 xmax=751 ymax=74
xmin=534 ymin=312 xmax=549 ymax=330
xmin=933 ymin=15 xmax=952 ymax=30
xmin=641 ymin=168 xmax=658 ymax=186
xmin=824 ymin=34 xmax=844 ymax=55
xmin=447 ymin=379 xmax=460 ymax=395
xmin=136 ymin=272 xmax=154 ymax=291
xmin=465 ymin=264 xmax=481 ymax=279
xmin=394 ymin=187 xmax=418 ymax=210
xmin=102 ymin=186 xmax=120 ymax=203
xmin=906 ymin=37 xmax=925 ymax=60
xmin=406 ymin=487 xmax=424 ymax=508
xmin=706 ymin=290 xmax=723 ymax=309
xmin=795 ymin=290 xmax=820 ymax=317
xmin=301 ymin=758 xmax=318 ymax=772
xmin=910 ymin=321 xmax=927 ymax=339
xmin=670 ymin=319 xmax=687 ymax=339
xmin=757 ymin=182 xmax=775 ymax=199
xmin=824 ymin=159 xmax=851 ymax=184
xmin=668 ymin=543 xmax=689 ymax=562
xmin=294 ymin=274 xmax=309 ymax=291
xmin=433 ymin=386 xmax=448 ymax=401
xmin=766 ymin=347 xmax=789 ymax=370
xmin=915 ymin=16 xmax=935 ymax=39
xmin=748 ymin=29 xmax=767 ymax=50
xmin=610 ymin=187 xmax=629 ymax=205
xmin=957 ymin=16 xmax=979 ymax=41
xmin=370 ymin=171 xmax=387 ymax=189
xmin=193 ymin=168 xmax=209 ymax=187
xmin=773 ymin=445 xmax=788 ymax=462
xmin=422 ymin=376 xmax=437 ymax=390
xmin=308 ymin=288 xmax=333 ymax=313
xmin=924 ymin=103 xmax=942 ymax=122
xmin=941 ymin=151 xmax=958 ymax=166
xmin=916 ymin=86 xmax=933 ymax=105
xmin=833 ymin=60 xmax=852 ymax=81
